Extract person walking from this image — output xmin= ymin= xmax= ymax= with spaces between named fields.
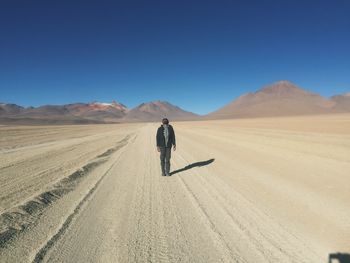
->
xmin=156 ymin=118 xmax=176 ymax=176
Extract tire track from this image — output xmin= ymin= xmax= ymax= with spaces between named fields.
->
xmin=174 ymin=143 xmax=322 ymax=263
xmin=173 ymin=156 xmax=244 ymax=263
xmin=0 ymin=134 xmax=133 ymax=250
xmin=30 ymin=134 xmax=136 ymax=262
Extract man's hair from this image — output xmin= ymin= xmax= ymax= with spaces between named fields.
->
xmin=162 ymin=118 xmax=169 ymax=124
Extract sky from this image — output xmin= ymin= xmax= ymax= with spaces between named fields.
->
xmin=0 ymin=0 xmax=349 ymax=115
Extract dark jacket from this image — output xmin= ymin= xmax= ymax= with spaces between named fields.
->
xmin=156 ymin=124 xmax=176 ymax=148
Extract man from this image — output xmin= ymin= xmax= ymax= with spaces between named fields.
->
xmin=156 ymin=118 xmax=176 ymax=176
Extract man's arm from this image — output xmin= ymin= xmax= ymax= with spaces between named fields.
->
xmin=156 ymin=128 xmax=160 ymax=146
xmin=156 ymin=128 xmax=161 ymax=152
xmin=171 ymin=126 xmax=176 ymax=150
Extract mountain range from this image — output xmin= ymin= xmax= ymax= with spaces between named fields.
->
xmin=0 ymin=100 xmax=199 ymax=124
xmin=1 ymin=81 xmax=349 ymax=124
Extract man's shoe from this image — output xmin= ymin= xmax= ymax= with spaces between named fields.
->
xmin=166 ymin=172 xmax=171 ymax=176
xmin=162 ymin=173 xmax=166 ymax=176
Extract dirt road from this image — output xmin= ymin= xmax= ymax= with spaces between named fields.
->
xmin=1 ymin=116 xmax=349 ymax=262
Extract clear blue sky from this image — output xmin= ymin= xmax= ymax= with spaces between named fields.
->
xmin=0 ymin=0 xmax=349 ymax=115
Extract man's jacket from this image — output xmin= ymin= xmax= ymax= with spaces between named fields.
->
xmin=156 ymin=124 xmax=176 ymax=148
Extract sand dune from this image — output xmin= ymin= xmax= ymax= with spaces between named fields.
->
xmin=0 ymin=115 xmax=349 ymax=262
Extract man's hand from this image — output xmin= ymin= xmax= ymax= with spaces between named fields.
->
xmin=173 ymin=145 xmax=176 ymax=151
xmin=157 ymin=146 xmax=160 ymax=152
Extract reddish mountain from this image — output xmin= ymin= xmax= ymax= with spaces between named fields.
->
xmin=0 ymin=101 xmax=128 ymax=124
xmin=66 ymin=101 xmax=128 ymax=121
xmin=205 ymin=81 xmax=339 ymax=119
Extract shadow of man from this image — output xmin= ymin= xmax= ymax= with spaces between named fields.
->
xmin=170 ymin=158 xmax=215 ymax=176
xmin=329 ymin=253 xmax=350 ymax=263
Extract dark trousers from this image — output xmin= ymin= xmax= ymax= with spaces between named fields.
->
xmin=160 ymin=146 xmax=171 ymax=175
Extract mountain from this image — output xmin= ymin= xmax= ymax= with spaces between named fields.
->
xmin=66 ymin=101 xmax=128 ymax=121
xmin=331 ymin=93 xmax=350 ymax=112
xmin=22 ymin=105 xmax=71 ymax=117
xmin=0 ymin=103 xmax=25 ymax=115
xmin=122 ymin=100 xmax=199 ymax=122
xmin=0 ymin=101 xmax=128 ymax=124
xmin=205 ymin=81 xmax=339 ymax=119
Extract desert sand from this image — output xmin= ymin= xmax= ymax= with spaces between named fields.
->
xmin=0 ymin=114 xmax=349 ymax=262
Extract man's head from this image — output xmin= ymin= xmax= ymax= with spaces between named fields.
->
xmin=162 ymin=118 xmax=169 ymax=125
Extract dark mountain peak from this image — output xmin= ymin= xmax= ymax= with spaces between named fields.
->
xmin=0 ymin=102 xmax=24 ymax=108
xmin=0 ymin=103 xmax=25 ymax=115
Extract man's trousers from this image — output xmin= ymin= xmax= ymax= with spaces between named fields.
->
xmin=160 ymin=146 xmax=171 ymax=175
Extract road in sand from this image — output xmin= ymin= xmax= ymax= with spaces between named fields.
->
xmin=0 ymin=115 xmax=349 ymax=262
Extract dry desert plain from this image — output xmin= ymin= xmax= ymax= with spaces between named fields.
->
xmin=0 ymin=114 xmax=350 ymax=263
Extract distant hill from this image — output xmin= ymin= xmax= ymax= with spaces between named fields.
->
xmin=0 ymin=101 xmax=128 ymax=124
xmin=0 ymin=103 xmax=25 ymax=115
xmin=331 ymin=93 xmax=350 ymax=112
xmin=122 ymin=100 xmax=199 ymax=122
xmin=204 ymin=81 xmax=347 ymax=119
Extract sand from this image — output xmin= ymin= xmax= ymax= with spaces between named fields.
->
xmin=0 ymin=114 xmax=349 ymax=262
